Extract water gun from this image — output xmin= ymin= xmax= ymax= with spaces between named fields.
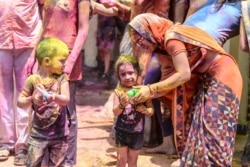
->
xmin=127 ymin=89 xmax=139 ymax=98
xmin=36 ymin=87 xmax=53 ymax=100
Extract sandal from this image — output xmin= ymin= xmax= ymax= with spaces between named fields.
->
xmin=14 ymin=149 xmax=28 ymax=166
xmin=0 ymin=147 xmax=10 ymax=161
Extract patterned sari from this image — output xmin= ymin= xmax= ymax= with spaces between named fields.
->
xmin=129 ymin=13 xmax=242 ymax=166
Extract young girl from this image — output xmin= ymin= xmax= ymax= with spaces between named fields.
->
xmin=17 ymin=37 xmax=70 ymax=167
xmin=113 ymin=54 xmax=154 ymax=167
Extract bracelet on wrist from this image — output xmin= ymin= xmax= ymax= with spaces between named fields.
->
xmin=43 ymin=91 xmax=50 ymax=100
xmin=119 ymin=103 xmax=125 ymax=109
xmin=43 ymin=91 xmax=55 ymax=101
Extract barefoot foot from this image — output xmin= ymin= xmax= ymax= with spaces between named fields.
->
xmin=145 ymin=135 xmax=177 ymax=155
xmin=170 ymin=159 xmax=181 ymax=167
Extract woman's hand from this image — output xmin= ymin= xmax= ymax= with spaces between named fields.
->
xmin=129 ymin=85 xmax=152 ymax=104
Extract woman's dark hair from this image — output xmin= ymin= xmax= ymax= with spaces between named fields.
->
xmin=215 ymin=0 xmax=238 ymax=11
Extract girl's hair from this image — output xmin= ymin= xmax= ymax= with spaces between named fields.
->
xmin=36 ymin=37 xmax=69 ymax=65
xmin=115 ymin=54 xmax=141 ymax=77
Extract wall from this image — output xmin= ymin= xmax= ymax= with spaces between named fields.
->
xmin=84 ymin=15 xmax=98 ymax=67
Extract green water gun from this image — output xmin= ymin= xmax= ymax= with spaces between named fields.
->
xmin=127 ymin=89 xmax=139 ymax=97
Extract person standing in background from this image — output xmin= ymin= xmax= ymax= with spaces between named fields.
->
xmin=0 ymin=1 xmax=42 ymax=165
xmin=174 ymin=0 xmax=241 ymax=46
xmin=240 ymin=1 xmax=250 ymax=166
xmin=37 ymin=0 xmax=90 ymax=166
xmin=101 ymin=0 xmax=171 ymax=54
xmin=96 ymin=13 xmax=117 ymax=81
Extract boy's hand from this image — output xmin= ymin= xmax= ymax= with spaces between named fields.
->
xmin=35 ymin=84 xmax=55 ymax=102
xmin=33 ymin=91 xmax=44 ymax=105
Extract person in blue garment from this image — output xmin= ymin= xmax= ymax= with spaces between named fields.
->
xmin=174 ymin=0 xmax=242 ymax=46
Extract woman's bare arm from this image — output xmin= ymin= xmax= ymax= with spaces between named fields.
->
xmin=91 ymin=1 xmax=119 ymax=16
xmin=240 ymin=17 xmax=250 ymax=52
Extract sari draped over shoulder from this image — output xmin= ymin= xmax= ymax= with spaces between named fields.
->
xmin=129 ymin=13 xmax=242 ymax=166
xmin=164 ymin=24 xmax=242 ymax=166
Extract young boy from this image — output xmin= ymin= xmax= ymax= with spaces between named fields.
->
xmin=17 ymin=37 xmax=70 ymax=167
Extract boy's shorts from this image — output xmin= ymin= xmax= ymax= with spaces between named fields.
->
xmin=115 ymin=130 xmax=143 ymax=150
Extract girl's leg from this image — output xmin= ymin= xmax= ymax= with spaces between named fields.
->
xmin=116 ymin=146 xmax=128 ymax=167
xmin=127 ymin=148 xmax=140 ymax=167
xmin=127 ymin=133 xmax=143 ymax=167
xmin=115 ymin=130 xmax=129 ymax=167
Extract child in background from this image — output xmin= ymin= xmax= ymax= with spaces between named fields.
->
xmin=113 ymin=54 xmax=154 ymax=167
xmin=96 ymin=13 xmax=117 ymax=81
xmin=17 ymin=37 xmax=70 ymax=167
